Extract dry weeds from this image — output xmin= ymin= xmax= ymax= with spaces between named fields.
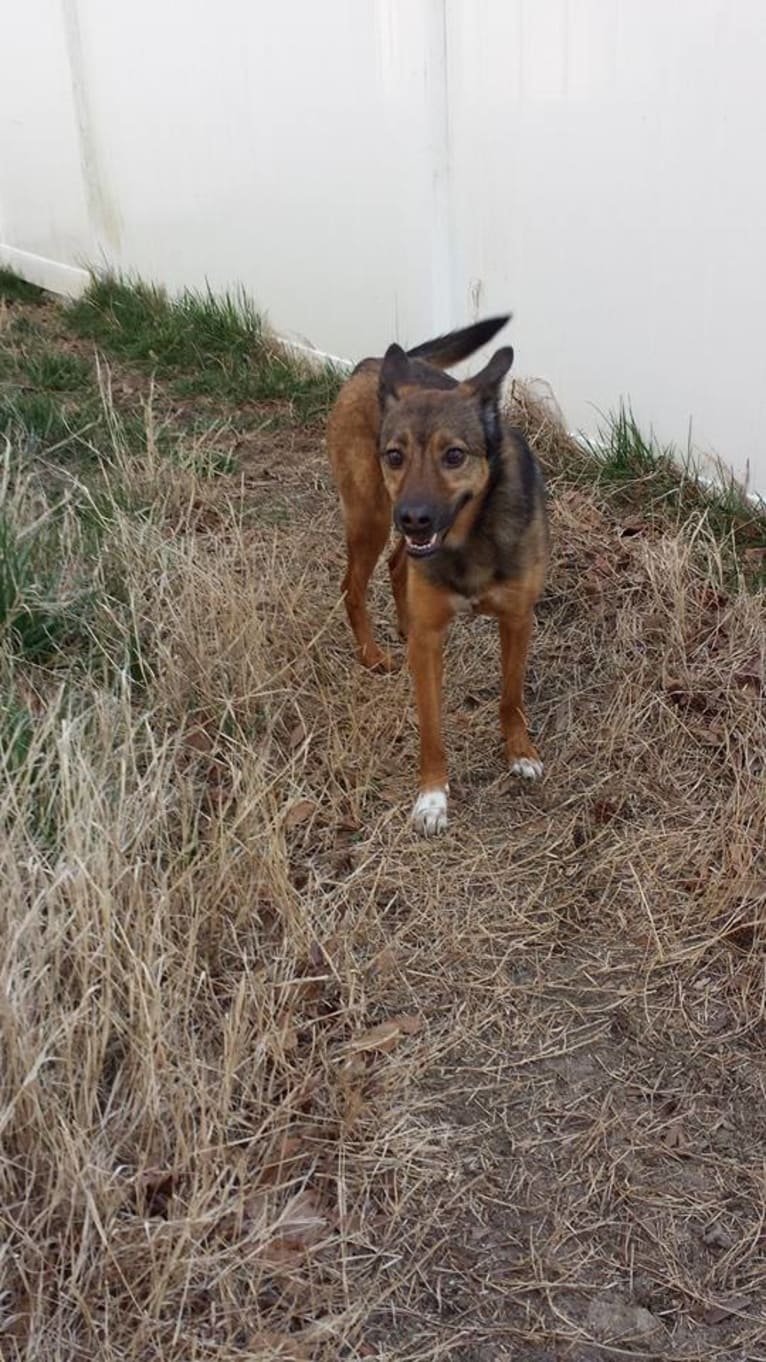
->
xmin=1 ymin=333 xmax=765 ymax=1360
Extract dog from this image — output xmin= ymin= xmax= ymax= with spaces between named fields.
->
xmin=327 ymin=315 xmax=548 ymax=835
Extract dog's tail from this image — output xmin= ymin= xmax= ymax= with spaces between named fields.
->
xmin=406 ymin=315 xmax=511 ymax=370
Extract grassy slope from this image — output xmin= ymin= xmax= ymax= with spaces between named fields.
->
xmin=0 ymin=271 xmax=765 ymax=1361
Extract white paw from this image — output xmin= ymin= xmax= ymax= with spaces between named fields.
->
xmin=412 ymin=788 xmax=448 ymax=836
xmin=510 ymin=757 xmax=543 ymax=781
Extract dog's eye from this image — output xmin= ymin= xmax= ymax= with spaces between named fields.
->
xmin=384 ymin=448 xmax=404 ymax=468
xmin=443 ymin=447 xmax=466 ymax=468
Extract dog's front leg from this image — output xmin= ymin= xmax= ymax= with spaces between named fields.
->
xmin=407 ymin=574 xmax=453 ymax=835
xmin=499 ymin=609 xmax=543 ymax=780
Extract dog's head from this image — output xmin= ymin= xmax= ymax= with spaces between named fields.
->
xmin=378 ymin=344 xmax=514 ymax=557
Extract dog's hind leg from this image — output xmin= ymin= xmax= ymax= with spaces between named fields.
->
xmin=388 ymin=537 xmax=409 ymax=640
xmin=342 ymin=505 xmax=392 ymax=671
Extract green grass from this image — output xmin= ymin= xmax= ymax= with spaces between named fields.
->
xmin=66 ymin=274 xmax=343 ymax=421
xmin=0 ymin=682 xmax=35 ymax=778
xmin=20 ymin=349 xmax=93 ymax=391
xmin=0 ymin=389 xmax=100 ymax=461
xmin=67 ymin=275 xmax=264 ymax=370
xmin=0 ymin=266 xmax=47 ymax=304
xmin=0 ymin=505 xmax=87 ymax=661
xmin=583 ymin=402 xmax=766 ymax=576
xmin=0 ymin=389 xmax=80 ymax=449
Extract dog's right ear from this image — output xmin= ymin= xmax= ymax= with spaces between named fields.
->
xmin=379 ymin=343 xmax=410 ymax=408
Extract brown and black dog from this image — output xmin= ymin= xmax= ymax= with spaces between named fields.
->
xmin=327 ymin=316 xmax=548 ymax=835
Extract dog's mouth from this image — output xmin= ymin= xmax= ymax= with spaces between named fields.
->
xmin=404 ymin=531 xmax=442 ymax=558
xmin=397 ymin=494 xmax=472 ymax=559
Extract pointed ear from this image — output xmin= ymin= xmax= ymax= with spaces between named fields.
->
xmin=379 ymin=343 xmax=411 ymax=407
xmin=462 ymin=345 xmax=514 ymax=400
xmin=462 ymin=346 xmax=514 ymax=461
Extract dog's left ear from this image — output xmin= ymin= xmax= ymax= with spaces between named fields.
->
xmin=379 ymin=343 xmax=411 ymax=408
xmin=462 ymin=346 xmax=515 ymax=401
xmin=461 ymin=346 xmax=514 ymax=458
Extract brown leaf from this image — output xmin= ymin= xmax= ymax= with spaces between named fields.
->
xmin=135 ymin=1166 xmax=181 ymax=1217
xmin=699 ymin=584 xmax=729 ymax=610
xmin=703 ymin=1294 xmax=753 ymax=1325
xmin=279 ymin=1188 xmax=328 ymax=1245
xmin=583 ymin=572 xmax=605 ymax=598
xmin=350 ymin=1015 xmax=423 ymax=1054
xmin=378 ymin=782 xmax=401 ymax=804
xmin=572 ymin=820 xmax=588 ymax=849
xmin=258 ymin=1235 xmax=310 ymax=1271
xmin=734 ymin=656 xmax=763 ymax=693
xmin=259 ymin=1134 xmax=305 ymax=1185
xmin=268 ymin=1012 xmax=298 ymax=1056
xmin=663 ymin=1119 xmax=689 ymax=1152
xmin=663 ymin=678 xmax=707 ymax=710
xmin=591 ymin=553 xmax=613 ymax=576
xmin=284 ymin=799 xmax=316 ymax=827
xmin=552 ymin=697 xmax=571 ymax=734
xmin=371 ymin=946 xmax=398 ymax=977
xmin=341 ymin=1053 xmax=368 ymax=1079
xmin=592 ymin=799 xmax=620 ymax=825
xmin=308 ymin=935 xmax=340 ymax=970
xmin=742 ymin=546 xmax=766 ymax=566
xmin=617 ymin=519 xmax=647 ymax=538
xmin=241 ymin=1187 xmax=272 ymax=1230
xmin=288 ymin=722 xmax=306 ymax=750
xmin=341 ymin=1085 xmax=367 ymax=1129
xmin=336 ymin=812 xmax=362 ymax=833
xmin=184 ymin=723 xmax=214 ymax=755
xmin=245 ymin=1332 xmax=311 ymax=1361
xmin=692 ymin=723 xmax=727 ymax=747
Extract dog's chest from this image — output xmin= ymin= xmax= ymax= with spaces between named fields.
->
xmin=450 ymin=580 xmax=506 ymax=618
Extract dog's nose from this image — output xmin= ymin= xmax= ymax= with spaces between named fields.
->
xmin=398 ymin=504 xmax=434 ymax=535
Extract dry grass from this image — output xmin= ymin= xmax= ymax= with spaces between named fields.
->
xmin=1 ymin=298 xmax=765 ymax=1361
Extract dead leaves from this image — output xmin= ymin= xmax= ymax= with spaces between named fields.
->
xmin=663 ymin=675 xmax=706 ymax=710
xmin=733 ymin=654 xmax=763 ymax=694
xmin=250 ymin=1187 xmax=331 ymax=1273
xmin=701 ymin=1294 xmax=754 ymax=1326
xmin=288 ymin=721 xmax=307 ymax=751
xmin=662 ymin=1119 xmax=691 ymax=1154
xmin=690 ymin=721 xmax=728 ymax=748
xmin=284 ymin=799 xmax=316 ymax=828
xmin=742 ymin=545 xmax=766 ymax=571
xmin=338 ymin=1015 xmax=424 ymax=1132
xmin=245 ymin=1332 xmax=311 ymax=1360
xmin=347 ymin=1015 xmax=423 ymax=1055
xmin=133 ymin=1166 xmax=183 ymax=1218
xmin=259 ymin=1133 xmax=306 ymax=1186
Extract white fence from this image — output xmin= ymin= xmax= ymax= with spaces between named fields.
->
xmin=3 ymin=0 xmax=766 ymax=493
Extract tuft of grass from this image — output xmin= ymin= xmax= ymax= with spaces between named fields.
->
xmin=20 ymin=349 xmax=93 ymax=392
xmin=575 ymin=401 xmax=766 ymax=578
xmin=67 ymin=274 xmax=264 ymax=371
xmin=0 ymin=502 xmax=89 ymax=661
xmin=66 ymin=273 xmax=343 ymax=421
xmin=0 ymin=389 xmax=97 ymax=460
xmin=0 ymin=266 xmax=47 ymax=304
xmin=0 ymin=679 xmax=35 ymax=778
